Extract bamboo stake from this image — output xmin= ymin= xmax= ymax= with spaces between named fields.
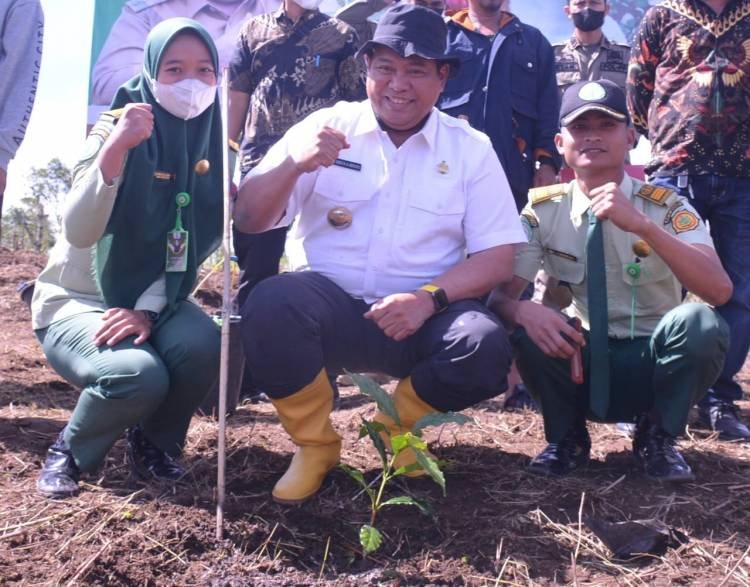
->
xmin=216 ymin=67 xmax=232 ymax=541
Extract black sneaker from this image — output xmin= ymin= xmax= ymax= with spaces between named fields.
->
xmin=504 ymin=384 xmax=540 ymax=412
xmin=127 ymin=426 xmax=186 ymax=482
xmin=633 ymin=416 xmax=694 ymax=482
xmin=528 ymin=424 xmax=590 ymax=477
xmin=698 ymin=402 xmax=750 ymax=441
xmin=37 ymin=431 xmax=80 ymax=498
xmin=240 ymin=391 xmax=269 ymax=405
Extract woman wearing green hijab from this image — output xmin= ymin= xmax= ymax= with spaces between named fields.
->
xmin=32 ymin=18 xmax=224 ymax=497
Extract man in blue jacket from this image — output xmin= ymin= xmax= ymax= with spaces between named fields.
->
xmin=439 ymin=0 xmax=561 ymax=211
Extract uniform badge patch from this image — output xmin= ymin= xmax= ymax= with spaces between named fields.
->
xmin=636 ymin=184 xmax=672 ymax=206
xmin=663 ymin=200 xmax=683 ymax=225
xmin=672 ymin=210 xmax=699 ymax=233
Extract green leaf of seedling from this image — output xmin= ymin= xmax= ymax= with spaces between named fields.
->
xmin=359 ymin=420 xmax=386 ymax=439
xmin=359 ymin=524 xmax=383 ymax=554
xmin=404 ymin=432 xmax=428 ymax=451
xmin=382 ymin=495 xmax=434 ymax=517
xmin=393 ymin=432 xmax=427 ymax=456
xmin=415 ymin=449 xmax=446 ymax=496
xmin=361 ymin=420 xmax=388 ymax=465
xmin=393 ymin=462 xmax=423 ymax=477
xmin=412 ymin=411 xmax=472 ymax=435
xmin=391 ymin=433 xmax=409 ymax=455
xmin=339 ymin=464 xmax=372 ymax=496
xmin=348 ymin=371 xmax=400 ymax=427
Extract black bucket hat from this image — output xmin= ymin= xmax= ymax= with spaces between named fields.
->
xmin=356 ymin=4 xmax=460 ymax=75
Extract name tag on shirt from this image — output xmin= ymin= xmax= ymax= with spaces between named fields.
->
xmin=334 ymin=158 xmax=362 ymax=172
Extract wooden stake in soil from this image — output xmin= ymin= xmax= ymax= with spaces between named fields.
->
xmin=216 ymin=68 xmax=232 ymax=541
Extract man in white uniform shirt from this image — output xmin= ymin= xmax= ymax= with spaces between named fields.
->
xmin=234 ymin=4 xmax=525 ymax=505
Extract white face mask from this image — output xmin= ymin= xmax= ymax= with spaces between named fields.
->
xmin=295 ymin=0 xmax=324 ymax=10
xmin=150 ymin=77 xmax=216 ymax=120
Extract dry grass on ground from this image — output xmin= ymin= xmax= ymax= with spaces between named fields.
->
xmin=1 ymin=249 xmax=749 ymax=585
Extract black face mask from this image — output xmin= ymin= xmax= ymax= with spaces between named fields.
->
xmin=572 ymin=8 xmax=606 ymax=32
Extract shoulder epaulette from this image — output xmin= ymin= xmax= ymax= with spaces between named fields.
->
xmin=88 ymin=109 xmax=123 ymax=142
xmin=101 ymin=108 xmax=124 ymax=121
xmin=635 ymin=184 xmax=673 ymax=206
xmin=529 ymin=183 xmax=567 ymax=206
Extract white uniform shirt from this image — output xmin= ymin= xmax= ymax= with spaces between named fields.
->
xmin=246 ymin=99 xmax=525 ymax=302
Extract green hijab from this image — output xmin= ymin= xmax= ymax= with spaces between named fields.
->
xmin=95 ymin=18 xmax=223 ymax=314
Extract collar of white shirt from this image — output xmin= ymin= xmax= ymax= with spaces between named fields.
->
xmin=352 ymin=101 xmax=440 ymax=152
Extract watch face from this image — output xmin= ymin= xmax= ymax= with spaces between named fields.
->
xmin=434 ymin=287 xmax=449 ymax=311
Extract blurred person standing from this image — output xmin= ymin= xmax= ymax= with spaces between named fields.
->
xmin=628 ymin=0 xmax=750 ymax=441
xmin=553 ymin=0 xmax=630 ymax=99
xmin=439 ymin=0 xmax=561 ymax=211
xmin=0 ymin=0 xmax=44 ymax=234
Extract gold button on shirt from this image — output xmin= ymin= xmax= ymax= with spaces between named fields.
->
xmin=515 ymin=176 xmax=714 ymax=338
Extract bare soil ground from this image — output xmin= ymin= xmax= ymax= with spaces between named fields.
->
xmin=1 ymin=248 xmax=749 ymax=586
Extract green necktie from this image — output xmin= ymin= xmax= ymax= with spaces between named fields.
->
xmin=586 ymin=210 xmax=610 ymax=418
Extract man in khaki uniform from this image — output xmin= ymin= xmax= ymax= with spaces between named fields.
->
xmin=490 ymin=80 xmax=731 ymax=482
xmin=553 ymin=0 xmax=629 ymax=98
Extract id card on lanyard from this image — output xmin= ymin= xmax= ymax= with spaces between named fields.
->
xmin=166 ymin=191 xmax=190 ymax=272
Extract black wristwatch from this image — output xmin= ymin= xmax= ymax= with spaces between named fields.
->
xmin=418 ymin=284 xmax=449 ymax=313
xmin=141 ymin=310 xmax=159 ymax=323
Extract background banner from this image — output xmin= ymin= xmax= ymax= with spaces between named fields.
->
xmin=87 ymin=0 xmax=656 ymax=123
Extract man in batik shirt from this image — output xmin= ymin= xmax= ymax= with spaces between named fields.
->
xmin=627 ymin=0 xmax=750 ymax=441
xmin=228 ymin=0 xmax=365 ymax=400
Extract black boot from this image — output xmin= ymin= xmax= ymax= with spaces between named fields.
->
xmin=504 ymin=384 xmax=540 ymax=412
xmin=127 ymin=425 xmax=186 ymax=482
xmin=528 ymin=422 xmax=590 ymax=477
xmin=633 ymin=415 xmax=694 ymax=482
xmin=37 ymin=431 xmax=80 ymax=498
xmin=698 ymin=402 xmax=750 ymax=441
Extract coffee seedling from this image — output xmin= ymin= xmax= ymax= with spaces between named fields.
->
xmin=341 ymin=373 xmax=470 ymax=555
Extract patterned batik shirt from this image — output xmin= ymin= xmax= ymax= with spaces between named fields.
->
xmin=229 ymin=8 xmax=365 ymax=176
xmin=627 ymin=0 xmax=750 ymax=178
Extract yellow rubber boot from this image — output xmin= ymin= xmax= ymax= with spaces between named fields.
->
xmin=373 ymin=377 xmax=437 ymax=477
xmin=270 ymin=370 xmax=341 ymax=504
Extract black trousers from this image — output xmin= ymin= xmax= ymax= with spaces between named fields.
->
xmin=232 ymin=226 xmax=288 ymax=309
xmin=240 ymin=271 xmax=513 ymax=411
xmin=233 ymin=226 xmax=288 ymax=395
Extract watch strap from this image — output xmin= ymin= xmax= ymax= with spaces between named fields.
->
xmin=418 ymin=283 xmax=449 ymax=312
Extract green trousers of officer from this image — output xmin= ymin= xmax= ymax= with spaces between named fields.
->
xmin=514 ymin=303 xmax=729 ymax=442
xmin=36 ymin=301 xmax=220 ymax=472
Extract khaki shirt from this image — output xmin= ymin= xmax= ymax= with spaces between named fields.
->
xmin=31 ymin=114 xmax=167 ymax=330
xmin=553 ymin=35 xmax=630 ymax=99
xmin=514 ymin=176 xmax=714 ymax=339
